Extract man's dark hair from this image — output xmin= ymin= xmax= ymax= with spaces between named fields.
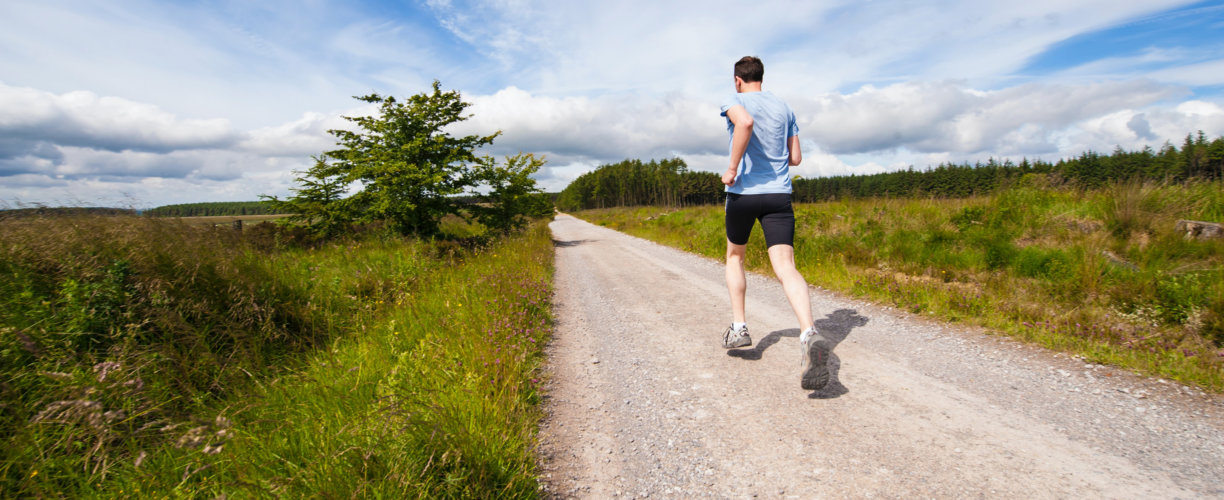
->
xmin=734 ymin=56 xmax=764 ymax=83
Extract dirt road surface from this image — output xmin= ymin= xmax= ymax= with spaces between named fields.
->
xmin=536 ymin=215 xmax=1224 ymax=499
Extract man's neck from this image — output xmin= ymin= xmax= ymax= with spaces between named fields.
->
xmin=736 ymin=81 xmax=763 ymax=93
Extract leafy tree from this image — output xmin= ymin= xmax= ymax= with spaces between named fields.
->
xmin=266 ymin=81 xmax=554 ymax=237
xmin=262 ymin=155 xmax=353 ymax=237
xmin=326 ymin=82 xmax=499 ymax=236
xmin=471 ymin=153 xmax=554 ymax=233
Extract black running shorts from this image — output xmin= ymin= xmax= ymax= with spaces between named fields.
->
xmin=724 ymin=192 xmax=795 ymax=247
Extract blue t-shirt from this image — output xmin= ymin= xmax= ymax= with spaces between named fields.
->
xmin=720 ymin=91 xmax=798 ymax=194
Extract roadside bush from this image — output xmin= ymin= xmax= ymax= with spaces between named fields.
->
xmin=1014 ymin=247 xmax=1074 ymax=280
xmin=1153 ymin=272 xmax=1213 ymax=325
xmin=979 ymin=233 xmax=1017 ymax=270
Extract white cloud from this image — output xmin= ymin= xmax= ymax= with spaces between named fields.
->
xmin=0 ymin=82 xmax=238 ymax=156
xmin=0 ymin=83 xmax=321 ymax=206
xmin=794 ymin=79 xmax=1186 ymax=156
xmin=1151 ymin=58 xmax=1224 ymax=87
xmin=454 ymin=87 xmax=724 ymax=161
xmin=1097 ymin=100 xmax=1224 ymax=148
xmin=790 ymin=145 xmax=890 ymax=179
xmin=240 ymin=111 xmax=353 ymax=157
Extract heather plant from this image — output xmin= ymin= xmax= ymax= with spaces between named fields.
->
xmin=577 ymin=180 xmax=1224 ymax=389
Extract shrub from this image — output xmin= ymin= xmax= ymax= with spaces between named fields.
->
xmin=979 ymin=233 xmax=1017 ymax=270
xmin=1014 ymin=247 xmax=1073 ymax=280
xmin=1153 ymin=271 xmax=1213 ymax=325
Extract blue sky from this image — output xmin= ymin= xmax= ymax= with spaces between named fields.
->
xmin=1023 ymin=2 xmax=1224 ymax=79
xmin=1 ymin=0 xmax=1222 ymax=208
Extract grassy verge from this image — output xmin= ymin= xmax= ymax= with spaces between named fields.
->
xmin=576 ymin=180 xmax=1224 ymax=391
xmin=3 ymin=215 xmax=553 ymax=497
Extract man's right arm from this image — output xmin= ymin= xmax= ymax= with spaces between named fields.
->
xmin=723 ymin=105 xmax=753 ymax=186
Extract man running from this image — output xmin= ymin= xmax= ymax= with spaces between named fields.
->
xmin=718 ymin=56 xmax=830 ymax=390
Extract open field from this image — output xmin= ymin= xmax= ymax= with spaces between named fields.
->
xmin=575 ymin=181 xmax=1224 ymax=390
xmin=169 ymin=213 xmax=293 ymax=225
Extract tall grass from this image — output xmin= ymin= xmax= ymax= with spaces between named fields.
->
xmin=2 ymin=214 xmax=553 ymax=497
xmin=1 ymin=215 xmax=326 ymax=495
xmin=143 ymin=224 xmax=553 ymax=498
xmin=578 ymin=180 xmax=1224 ymax=390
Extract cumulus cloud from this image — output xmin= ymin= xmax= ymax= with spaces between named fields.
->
xmin=0 ymin=83 xmax=326 ymax=205
xmin=790 ymin=146 xmax=890 ymax=180
xmin=795 ymin=79 xmax=1186 ymax=156
xmin=0 ymin=82 xmax=238 ymax=153
xmin=453 ymin=86 xmax=724 ymax=162
xmin=0 ymin=82 xmax=350 ymax=186
xmin=239 ymin=111 xmax=352 ymax=157
xmin=1058 ymin=100 xmax=1224 ymax=154
xmin=0 ymin=81 xmax=243 ymax=183
xmin=0 ymin=137 xmax=64 ymax=176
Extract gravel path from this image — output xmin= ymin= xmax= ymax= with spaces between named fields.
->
xmin=536 ymin=214 xmax=1224 ymax=499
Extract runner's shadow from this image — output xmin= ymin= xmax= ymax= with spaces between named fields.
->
xmin=552 ymin=239 xmax=592 ymax=247
xmin=724 ymin=309 xmax=868 ymax=399
xmin=726 ymin=328 xmax=797 ymax=361
xmin=808 ymin=309 xmax=869 ymax=399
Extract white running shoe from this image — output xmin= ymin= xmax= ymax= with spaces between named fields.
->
xmin=722 ymin=324 xmax=752 ymax=348
xmin=800 ymin=326 xmax=830 ymax=390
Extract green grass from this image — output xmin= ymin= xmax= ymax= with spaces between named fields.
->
xmin=2 ymin=215 xmax=554 ymax=497
xmin=576 ymin=180 xmax=1224 ymax=391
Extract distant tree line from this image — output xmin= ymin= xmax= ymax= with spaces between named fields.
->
xmin=555 ymin=158 xmax=723 ymax=211
xmin=0 ymin=207 xmax=137 ymax=219
xmin=557 ymin=132 xmax=1223 ymax=210
xmin=795 ymin=132 xmax=1223 ymax=201
xmin=144 ymin=201 xmax=288 ymax=217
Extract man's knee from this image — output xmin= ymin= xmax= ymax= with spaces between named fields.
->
xmin=726 ymin=241 xmax=747 ymax=261
xmin=766 ymin=244 xmax=797 ymax=269
xmin=766 ymin=243 xmax=794 ymax=258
